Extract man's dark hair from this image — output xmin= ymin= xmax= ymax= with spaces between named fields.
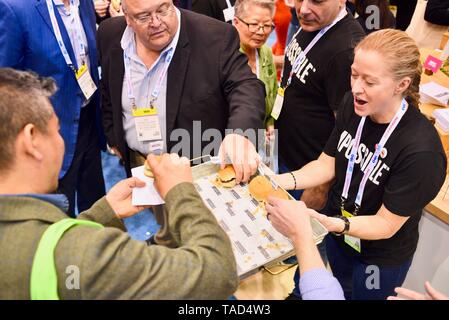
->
xmin=0 ymin=68 xmax=57 ymax=173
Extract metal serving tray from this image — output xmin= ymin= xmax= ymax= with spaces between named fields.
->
xmin=191 ymin=156 xmax=328 ymax=279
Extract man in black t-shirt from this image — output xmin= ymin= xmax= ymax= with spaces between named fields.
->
xmin=275 ymin=0 xmax=365 ymax=209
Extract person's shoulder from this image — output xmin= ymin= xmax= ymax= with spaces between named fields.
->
xmin=97 ymin=16 xmax=127 ymax=40
xmin=180 ymin=9 xmax=237 ymax=48
xmin=181 ymin=8 xmax=233 ymax=34
xmin=335 ymin=91 xmax=356 ymax=122
xmin=0 ymin=0 xmax=23 ymax=10
xmin=331 ymin=14 xmax=366 ymax=44
xmin=400 ymin=105 xmax=444 ymax=153
xmin=0 ymin=0 xmax=33 ymax=16
xmin=259 ymin=44 xmax=273 ymax=58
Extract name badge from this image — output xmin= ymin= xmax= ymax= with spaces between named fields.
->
xmin=75 ymin=64 xmax=97 ymax=100
xmin=149 ymin=140 xmax=164 ymax=154
xmin=132 ymin=107 xmax=162 ymax=142
xmin=271 ymin=87 xmax=285 ymax=120
xmin=341 ymin=209 xmax=361 ymax=253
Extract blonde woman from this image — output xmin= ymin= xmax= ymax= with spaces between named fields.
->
xmin=267 ymin=29 xmax=447 ymax=300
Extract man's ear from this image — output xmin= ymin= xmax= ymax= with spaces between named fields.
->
xmin=395 ymin=77 xmax=412 ymax=96
xmin=21 ymin=124 xmax=43 ymax=161
xmin=123 ymin=9 xmax=132 ymax=26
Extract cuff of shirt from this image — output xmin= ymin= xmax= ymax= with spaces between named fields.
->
xmin=299 ymin=267 xmax=345 ymax=300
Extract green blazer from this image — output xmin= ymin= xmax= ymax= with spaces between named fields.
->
xmin=240 ymin=44 xmax=278 ymax=127
xmin=0 ymin=183 xmax=238 ymax=299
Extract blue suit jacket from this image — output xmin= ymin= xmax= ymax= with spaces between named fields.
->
xmin=0 ymin=0 xmax=103 ymax=177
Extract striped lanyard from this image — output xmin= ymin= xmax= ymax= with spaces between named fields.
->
xmin=46 ymin=0 xmax=86 ymax=72
xmin=124 ymin=47 xmax=174 ymax=110
xmin=341 ymin=99 xmax=408 ymax=215
xmin=284 ymin=7 xmax=347 ymax=88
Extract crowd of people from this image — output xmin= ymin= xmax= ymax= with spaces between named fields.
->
xmin=0 ymin=0 xmax=448 ymax=300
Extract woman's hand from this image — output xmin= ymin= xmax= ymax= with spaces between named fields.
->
xmin=388 ymin=282 xmax=449 ymax=300
xmin=307 ymin=210 xmax=345 ymax=234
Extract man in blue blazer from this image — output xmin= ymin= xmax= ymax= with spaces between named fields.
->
xmin=0 ymin=0 xmax=106 ymax=217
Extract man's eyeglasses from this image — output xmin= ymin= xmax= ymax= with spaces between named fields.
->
xmin=130 ymin=5 xmax=174 ymax=25
xmin=237 ymin=17 xmax=275 ymax=33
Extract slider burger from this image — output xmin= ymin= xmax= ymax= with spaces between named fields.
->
xmin=248 ymin=176 xmax=273 ymax=202
xmin=216 ymin=165 xmax=236 ymax=188
xmin=267 ymin=188 xmax=289 ymax=200
xmin=143 ymin=155 xmax=162 ymax=178
xmin=249 ymin=176 xmax=289 ymax=202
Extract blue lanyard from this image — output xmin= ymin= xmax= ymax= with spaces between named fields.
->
xmin=341 ymin=99 xmax=408 ymax=214
xmin=46 ymin=0 xmax=86 ymax=71
xmin=124 ymin=47 xmax=174 ymax=109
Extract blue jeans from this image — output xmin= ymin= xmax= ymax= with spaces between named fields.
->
xmin=326 ymin=235 xmax=412 ymax=300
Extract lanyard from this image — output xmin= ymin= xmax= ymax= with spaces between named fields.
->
xmin=225 ymin=0 xmax=233 ymax=8
xmin=341 ymin=99 xmax=408 ymax=214
xmin=124 ymin=47 xmax=174 ymax=109
xmin=255 ymin=49 xmax=260 ymax=79
xmin=46 ymin=0 xmax=86 ymax=72
xmin=284 ymin=8 xmax=347 ymax=88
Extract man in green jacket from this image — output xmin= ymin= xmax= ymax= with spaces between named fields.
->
xmin=0 ymin=68 xmax=238 ymax=299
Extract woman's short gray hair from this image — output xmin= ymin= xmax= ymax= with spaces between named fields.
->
xmin=234 ymin=0 xmax=275 ymax=18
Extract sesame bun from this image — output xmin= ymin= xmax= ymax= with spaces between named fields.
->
xmin=143 ymin=155 xmax=162 ymax=178
xmin=217 ymin=165 xmax=236 ymax=188
xmin=248 ymin=176 xmax=273 ymax=202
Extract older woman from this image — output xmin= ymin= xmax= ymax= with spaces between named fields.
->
xmin=233 ymin=0 xmax=277 ymax=132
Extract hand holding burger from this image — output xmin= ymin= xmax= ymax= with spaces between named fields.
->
xmin=146 ymin=153 xmax=192 ymax=199
xmin=249 ymin=176 xmax=289 ymax=202
xmin=216 ymin=165 xmax=237 ymax=188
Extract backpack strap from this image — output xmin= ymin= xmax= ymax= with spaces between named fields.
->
xmin=30 ymin=218 xmax=103 ymax=300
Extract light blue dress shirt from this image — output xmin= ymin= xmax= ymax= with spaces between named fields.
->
xmin=53 ymin=0 xmax=90 ymax=107
xmin=120 ymin=8 xmax=181 ymax=155
xmin=300 ymin=267 xmax=345 ymax=300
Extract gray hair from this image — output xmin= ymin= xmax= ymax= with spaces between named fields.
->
xmin=0 ymin=68 xmax=56 ymax=172
xmin=234 ymin=0 xmax=275 ymax=18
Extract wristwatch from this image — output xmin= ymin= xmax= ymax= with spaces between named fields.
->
xmin=332 ymin=215 xmax=350 ymax=236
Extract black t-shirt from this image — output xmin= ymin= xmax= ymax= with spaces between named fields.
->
xmin=276 ymin=14 xmax=365 ymax=170
xmin=323 ymin=92 xmax=447 ymax=266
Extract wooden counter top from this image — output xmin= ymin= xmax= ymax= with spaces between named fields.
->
xmin=419 ymin=48 xmax=449 ymax=121
xmin=418 ymin=49 xmax=449 ymax=225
